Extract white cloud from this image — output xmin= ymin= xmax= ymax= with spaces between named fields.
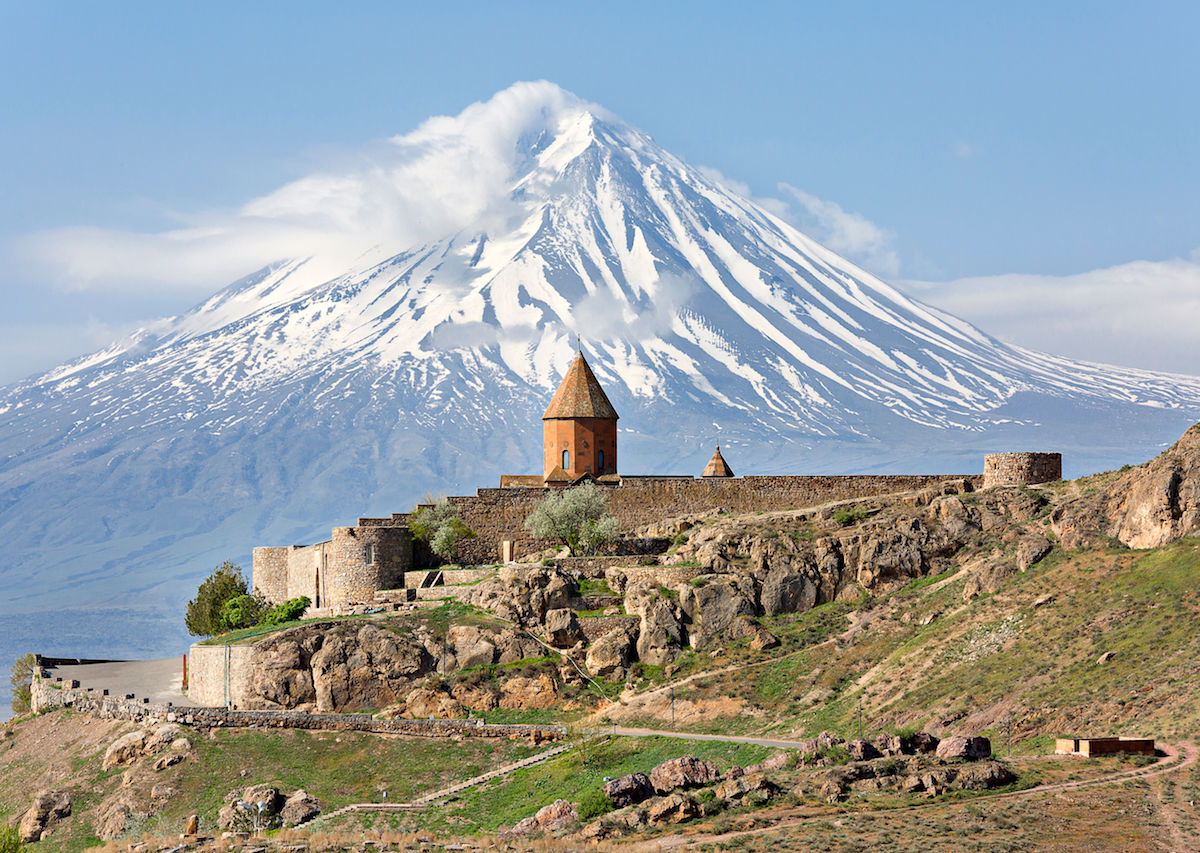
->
xmin=900 ymin=252 xmax=1200 ymax=376
xmin=777 ymin=184 xmax=900 ymax=276
xmin=17 ymin=80 xmax=601 ymax=295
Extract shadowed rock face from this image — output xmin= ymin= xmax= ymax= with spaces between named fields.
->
xmin=1053 ymin=423 xmax=1200 ymax=549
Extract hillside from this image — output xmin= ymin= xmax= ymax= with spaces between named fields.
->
xmin=4 ymin=425 xmax=1200 ymax=851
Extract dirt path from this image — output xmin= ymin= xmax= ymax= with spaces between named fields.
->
xmin=646 ymin=741 xmax=1197 ymax=850
xmin=1145 ymin=741 xmax=1198 ymax=852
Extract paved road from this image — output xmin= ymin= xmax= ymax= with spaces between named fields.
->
xmin=45 ymin=657 xmax=195 ymax=707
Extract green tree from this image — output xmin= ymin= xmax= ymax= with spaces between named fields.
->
xmin=525 ymin=482 xmax=620 ymax=556
xmin=9 ymin=652 xmax=35 ymax=715
xmin=219 ymin=594 xmax=264 ymax=630
xmin=185 ymin=561 xmax=249 ymax=637
xmin=410 ymin=499 xmax=476 ymax=564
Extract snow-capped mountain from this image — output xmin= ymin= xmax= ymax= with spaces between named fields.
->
xmin=3 ymin=81 xmax=1200 ymax=628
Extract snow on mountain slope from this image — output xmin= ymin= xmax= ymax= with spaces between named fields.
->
xmin=2 ymin=81 xmax=1199 ymax=626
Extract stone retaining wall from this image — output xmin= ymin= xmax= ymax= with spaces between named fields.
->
xmin=187 ymin=642 xmax=257 ymax=708
xmin=31 ymin=674 xmax=563 ymax=740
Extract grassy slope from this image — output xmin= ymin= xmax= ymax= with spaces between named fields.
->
xmin=608 ymin=537 xmax=1200 ymax=751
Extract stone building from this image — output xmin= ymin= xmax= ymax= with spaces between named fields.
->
xmin=253 ymin=348 xmax=1056 ymax=604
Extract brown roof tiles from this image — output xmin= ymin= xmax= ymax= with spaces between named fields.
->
xmin=542 ymin=351 xmax=619 ymax=420
xmin=702 ymin=445 xmax=735 ymax=478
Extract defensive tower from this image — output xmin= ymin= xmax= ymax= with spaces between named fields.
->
xmin=542 ymin=350 xmax=619 ymax=479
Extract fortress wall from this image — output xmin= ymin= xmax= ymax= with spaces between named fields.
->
xmin=983 ymin=453 xmax=1062 ymax=488
xmin=186 ymin=642 xmax=257 ymax=708
xmin=285 ymin=541 xmax=329 ymax=608
xmin=323 ymin=525 xmax=413 ymax=606
xmin=440 ymin=473 xmax=982 ymax=565
xmin=251 ymin=547 xmax=289 ymax=602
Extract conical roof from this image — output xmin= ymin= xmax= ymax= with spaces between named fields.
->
xmin=702 ymin=445 xmax=735 ymax=478
xmin=542 ymin=351 xmax=619 ymax=420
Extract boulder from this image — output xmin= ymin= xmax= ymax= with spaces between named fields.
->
xmin=543 ymin=608 xmax=584 ymax=648
xmin=239 ymin=784 xmax=285 ymax=814
xmin=649 ymin=756 xmax=721 ymax=793
xmin=936 ymin=735 xmax=992 ymax=762
xmin=1016 ymin=534 xmax=1053 ymax=570
xmin=586 ymin=627 xmax=635 ymax=677
xmin=103 ymin=730 xmax=147 ymax=770
xmin=759 ymin=568 xmax=817 ymax=616
xmin=18 ymin=790 xmax=71 ymax=842
xmin=603 ymin=773 xmax=654 ymax=808
xmin=143 ymin=723 xmax=186 ymax=753
xmin=185 ymin=814 xmax=199 ymax=835
xmin=678 ymin=575 xmax=757 ymax=648
xmin=907 ymin=731 xmax=940 ymax=754
xmin=847 ymin=739 xmax=882 ymax=761
xmin=450 ymin=682 xmax=499 ymax=712
xmin=962 ymin=555 xmax=1016 ymax=599
xmin=713 ymin=771 xmax=776 ymax=801
xmin=150 ymin=783 xmax=176 ymax=804
xmin=625 ymin=584 xmax=682 ymax=666
xmin=280 ymin=790 xmax=321 ymax=826
xmin=448 ymin=626 xmax=497 ymax=669
xmin=953 ymin=761 xmax=1017 ymax=790
xmin=647 ymin=792 xmax=699 ymax=825
xmin=750 ymin=629 xmax=779 ymax=650
xmin=506 ymin=798 xmax=577 ymax=836
xmin=403 ymin=687 xmax=464 ymax=719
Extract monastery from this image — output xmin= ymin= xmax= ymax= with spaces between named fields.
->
xmin=253 ymin=351 xmax=1061 ymax=610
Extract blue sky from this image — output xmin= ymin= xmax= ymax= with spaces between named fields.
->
xmin=2 ymin=1 xmax=1198 ymax=381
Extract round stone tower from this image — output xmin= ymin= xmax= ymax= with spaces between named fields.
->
xmin=543 ymin=350 xmax=619 ymax=480
xmin=983 ymin=452 xmax=1062 ymax=488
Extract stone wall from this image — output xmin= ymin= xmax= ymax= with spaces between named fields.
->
xmin=424 ymin=473 xmax=983 ymax=565
xmin=30 ymin=674 xmax=563 ymax=740
xmin=187 ymin=642 xmax=257 ymax=708
xmin=983 ymin=453 xmax=1062 ymax=488
xmin=251 ymin=547 xmax=289 ymax=603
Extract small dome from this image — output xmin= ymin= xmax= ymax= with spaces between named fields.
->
xmin=702 ymin=446 xmax=734 ymax=478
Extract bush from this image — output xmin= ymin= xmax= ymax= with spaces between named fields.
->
xmin=9 ymin=652 xmax=35 ymax=715
xmin=260 ymin=596 xmax=311 ymax=626
xmin=410 ymin=500 xmax=476 ymax=563
xmin=220 ymin=594 xmax=265 ymax=630
xmin=185 ymin=561 xmax=249 ymax=636
xmin=0 ymin=821 xmax=21 ymax=853
xmin=576 ymin=788 xmax=614 ymax=821
xmin=832 ymin=507 xmax=870 ymax=526
xmin=525 ymin=483 xmax=621 ymax=556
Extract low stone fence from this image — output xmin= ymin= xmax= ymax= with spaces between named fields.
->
xmin=30 ymin=675 xmax=563 ymax=740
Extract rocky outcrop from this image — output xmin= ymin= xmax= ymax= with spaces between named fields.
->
xmin=678 ymin=576 xmax=757 ymax=649
xmin=586 ymin=627 xmax=635 ymax=677
xmin=713 ymin=771 xmax=776 ymax=802
xmin=603 ymin=773 xmax=654 ymax=808
xmin=18 ymin=790 xmax=71 ymax=842
xmin=1053 ymin=423 xmax=1200 ymax=549
xmin=280 ymin=790 xmax=321 ymax=826
xmin=499 ymin=674 xmax=559 ymax=710
xmin=625 ymin=583 xmax=682 ymax=666
xmin=466 ymin=566 xmax=578 ymax=626
xmin=102 ymin=724 xmax=190 ymax=770
xmin=647 ymin=792 xmax=699 ymax=824
xmin=649 ymin=756 xmax=721 ymax=793
xmin=506 ymin=798 xmax=577 ymax=836
xmin=543 ymin=608 xmax=584 ymax=648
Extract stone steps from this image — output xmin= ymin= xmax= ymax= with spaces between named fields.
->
xmin=311 ymin=743 xmax=571 ymax=821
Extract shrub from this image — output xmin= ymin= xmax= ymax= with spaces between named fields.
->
xmin=832 ymin=507 xmax=870 ymax=526
xmin=260 ymin=596 xmax=311 ymax=626
xmin=410 ymin=500 xmax=476 ymax=564
xmin=524 ymin=483 xmax=621 ymax=556
xmin=185 ymin=561 xmax=249 ymax=636
xmin=220 ymin=594 xmax=265 ymax=630
xmin=577 ymin=788 xmax=614 ymax=821
xmin=0 ymin=821 xmax=21 ymax=853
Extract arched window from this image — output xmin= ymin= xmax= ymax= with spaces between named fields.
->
xmin=598 ymin=449 xmax=605 ymax=470
xmin=562 ymin=449 xmax=569 ymax=469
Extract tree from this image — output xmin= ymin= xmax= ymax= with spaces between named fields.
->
xmin=9 ymin=652 xmax=35 ymax=715
xmin=410 ymin=500 xmax=476 ymax=565
xmin=185 ymin=561 xmax=249 ymax=637
xmin=219 ymin=594 xmax=265 ymax=631
xmin=525 ymin=482 xmax=620 ymax=556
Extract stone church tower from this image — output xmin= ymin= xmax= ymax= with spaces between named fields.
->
xmin=543 ymin=350 xmax=619 ymax=479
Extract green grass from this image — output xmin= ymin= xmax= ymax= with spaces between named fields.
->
xmin=322 ymin=735 xmax=774 ymax=836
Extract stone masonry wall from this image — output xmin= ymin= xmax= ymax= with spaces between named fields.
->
xmin=983 ymin=453 xmax=1062 ymax=489
xmin=31 ymin=673 xmax=563 ymax=740
xmin=251 ymin=547 xmax=289 ymax=603
xmin=417 ymin=473 xmax=983 ymax=565
xmin=187 ymin=642 xmax=257 ymax=708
